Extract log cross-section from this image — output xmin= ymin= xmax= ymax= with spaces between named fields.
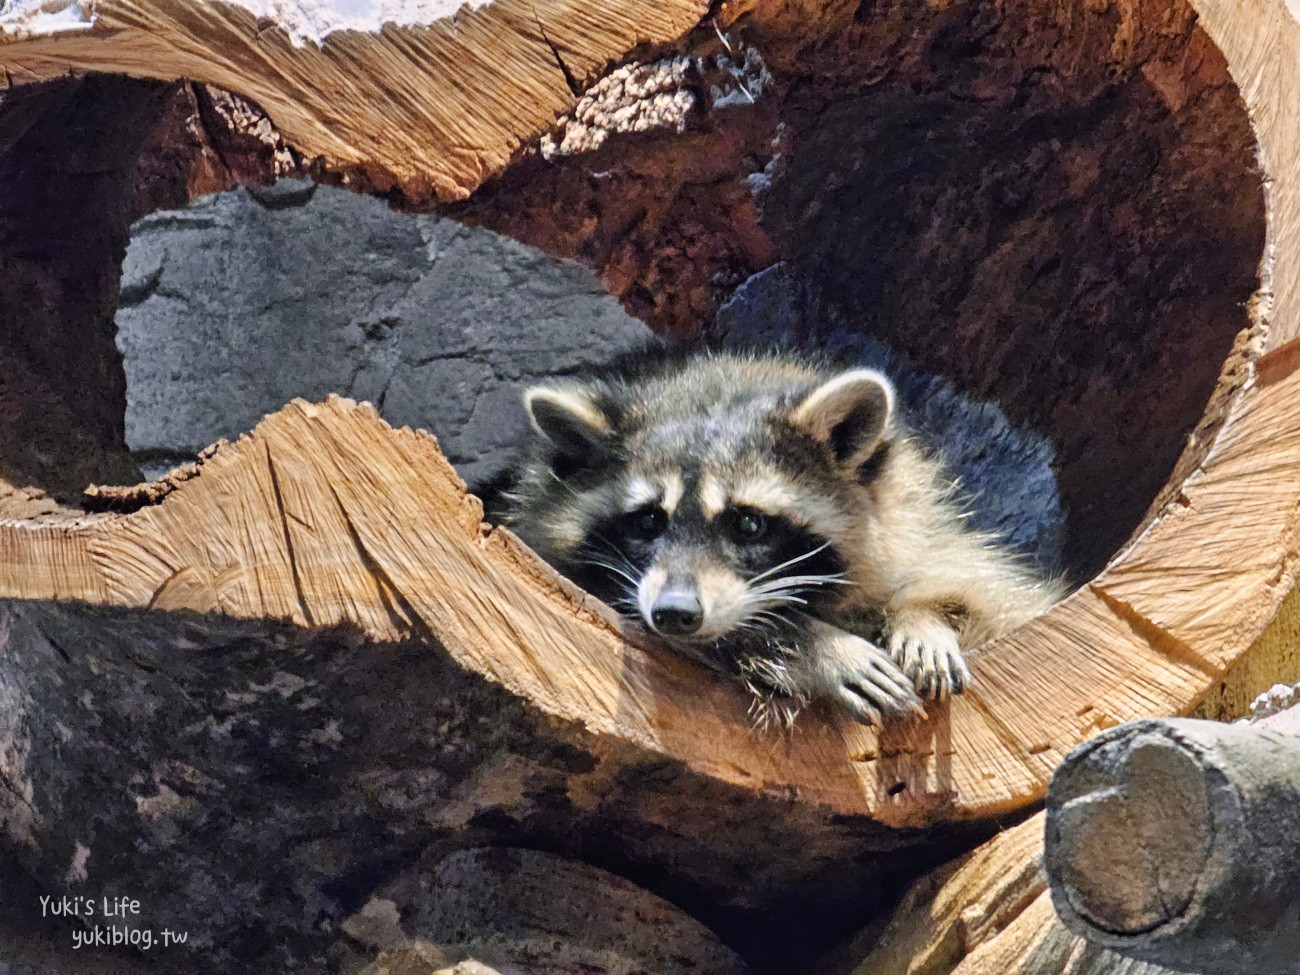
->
xmin=1 ymin=394 xmax=1298 ymax=826
xmin=0 ymin=0 xmax=1298 ymax=968
xmin=0 ymin=0 xmax=708 ymax=200
xmin=1045 ymin=711 xmax=1300 ymax=974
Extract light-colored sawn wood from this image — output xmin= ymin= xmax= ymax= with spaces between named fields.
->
xmin=0 ymin=373 xmax=1295 ymax=828
xmin=831 ymin=813 xmax=1175 ymax=975
xmin=0 ymin=0 xmax=1297 ymax=829
xmin=0 ymin=0 xmax=706 ymax=200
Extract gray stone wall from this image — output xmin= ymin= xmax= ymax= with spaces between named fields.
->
xmin=115 ymin=180 xmax=651 ymax=488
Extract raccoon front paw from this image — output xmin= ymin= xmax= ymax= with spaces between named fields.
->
xmin=798 ymin=619 xmax=926 ymax=726
xmin=886 ymin=612 xmax=970 ymax=701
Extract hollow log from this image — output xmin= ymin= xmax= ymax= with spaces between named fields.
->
xmin=0 ymin=0 xmax=1297 ymax=971
xmin=1043 ymin=704 xmax=1300 ymax=975
xmin=0 ymin=0 xmax=1295 ymax=831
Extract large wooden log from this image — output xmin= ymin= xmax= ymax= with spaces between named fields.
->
xmin=0 ymin=0 xmax=1296 ymax=969
xmin=0 ymin=582 xmax=755 ymax=975
xmin=0 ymin=400 xmax=981 ymax=972
xmin=1043 ymin=703 xmax=1300 ymax=975
xmin=0 ymin=0 xmax=1292 ymax=833
xmin=0 ymin=0 xmax=707 ymax=201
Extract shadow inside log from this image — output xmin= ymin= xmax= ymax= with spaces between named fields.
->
xmin=0 ymin=76 xmax=188 ymax=506
xmin=0 ymin=597 xmax=995 ymax=974
xmin=455 ymin=0 xmax=1267 ymax=585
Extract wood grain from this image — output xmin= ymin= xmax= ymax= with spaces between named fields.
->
xmin=0 ymin=0 xmax=707 ymax=201
xmin=0 ymin=393 xmax=1287 ymax=827
xmin=0 ymin=0 xmax=1294 ymax=830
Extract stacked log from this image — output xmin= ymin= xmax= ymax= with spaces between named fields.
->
xmin=0 ymin=0 xmax=1296 ymax=970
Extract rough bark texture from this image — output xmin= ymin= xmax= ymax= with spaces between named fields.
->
xmin=114 ymin=180 xmax=653 ymax=488
xmin=0 ymin=594 xmax=996 ymax=974
xmin=1044 ymin=711 xmax=1300 ymax=975
xmin=0 ymin=0 xmax=1295 ymax=971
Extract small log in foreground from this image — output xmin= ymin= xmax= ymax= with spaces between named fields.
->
xmin=830 ymin=811 xmax=1176 ymax=975
xmin=1044 ymin=710 xmax=1300 ymax=974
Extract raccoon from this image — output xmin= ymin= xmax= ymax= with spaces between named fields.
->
xmin=502 ymin=348 xmax=1064 ymax=727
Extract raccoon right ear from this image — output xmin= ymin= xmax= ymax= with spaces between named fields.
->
xmin=790 ymin=369 xmax=895 ymax=469
xmin=523 ymin=385 xmax=613 ymax=461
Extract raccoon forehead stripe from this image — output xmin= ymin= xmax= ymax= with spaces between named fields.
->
xmin=624 ymin=476 xmax=659 ymax=511
xmin=624 ymin=473 xmax=685 ymax=514
xmin=729 ymin=474 xmax=799 ymax=515
xmin=660 ymin=472 xmax=685 ymax=515
xmin=698 ymin=474 xmax=726 ymax=520
xmin=728 ymin=474 xmax=854 ymax=540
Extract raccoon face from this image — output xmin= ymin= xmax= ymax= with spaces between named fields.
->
xmin=519 ymin=366 xmax=895 ymax=649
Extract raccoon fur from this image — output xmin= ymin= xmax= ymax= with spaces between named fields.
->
xmin=502 ymin=348 xmax=1064 ymax=727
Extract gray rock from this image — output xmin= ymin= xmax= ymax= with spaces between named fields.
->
xmin=115 ymin=181 xmax=652 ymax=488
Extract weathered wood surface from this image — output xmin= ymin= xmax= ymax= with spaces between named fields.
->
xmin=348 ymin=848 xmax=751 ymax=974
xmin=0 ymin=0 xmax=1291 ymax=827
xmin=1189 ymin=0 xmax=1300 ymax=356
xmin=833 ymin=694 xmax=1300 ymax=975
xmin=1044 ymin=707 xmax=1300 ymax=974
xmin=0 ymin=596 xmax=782 ymax=972
xmin=0 ymin=0 xmax=1294 ymax=968
xmin=0 ymin=0 xmax=707 ymax=201
xmin=829 ymin=813 xmax=1180 ymax=975
xmin=0 ymin=391 xmax=1288 ymax=831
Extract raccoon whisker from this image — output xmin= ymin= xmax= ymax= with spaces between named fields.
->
xmin=586 ymin=537 xmax=643 ymax=578
xmin=752 ymin=595 xmax=810 ymax=609
xmin=750 ymin=584 xmax=821 ymax=603
xmin=746 ymin=541 xmax=834 ymax=586
xmin=750 ymin=572 xmax=850 ymax=593
xmin=574 ymin=556 xmax=642 ymax=589
xmin=745 ymin=614 xmax=790 ymax=635
xmin=608 ymin=588 xmax=640 ymax=608
xmin=749 ymin=582 xmax=845 ymax=601
xmin=744 ymin=606 xmax=800 ymax=630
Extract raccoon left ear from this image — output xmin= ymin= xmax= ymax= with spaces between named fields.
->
xmin=523 ymin=385 xmax=613 ymax=461
xmin=790 ymin=369 xmax=894 ymax=468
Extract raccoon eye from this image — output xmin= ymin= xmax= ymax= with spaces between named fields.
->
xmin=727 ymin=508 xmax=768 ymax=541
xmin=625 ymin=506 xmax=667 ymax=541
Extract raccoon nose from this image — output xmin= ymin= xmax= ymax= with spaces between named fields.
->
xmin=650 ymin=591 xmax=704 ymax=636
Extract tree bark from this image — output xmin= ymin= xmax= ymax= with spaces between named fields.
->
xmin=0 ymin=0 xmax=1297 ymax=971
xmin=1044 ymin=706 xmax=1300 ymax=974
xmin=0 ymin=596 xmax=789 ymax=972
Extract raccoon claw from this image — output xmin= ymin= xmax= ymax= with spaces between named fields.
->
xmin=799 ymin=622 xmax=926 ymax=726
xmin=887 ymin=616 xmax=971 ymax=701
xmin=834 ymin=669 xmax=927 ymax=727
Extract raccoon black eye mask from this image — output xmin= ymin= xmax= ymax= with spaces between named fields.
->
xmin=503 ymin=349 xmax=1064 ymax=729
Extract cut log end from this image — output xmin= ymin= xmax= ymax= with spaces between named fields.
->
xmin=0 ymin=0 xmax=1298 ymax=968
xmin=1045 ymin=718 xmax=1300 ymax=975
xmin=1048 ymin=731 xmax=1211 ymax=936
